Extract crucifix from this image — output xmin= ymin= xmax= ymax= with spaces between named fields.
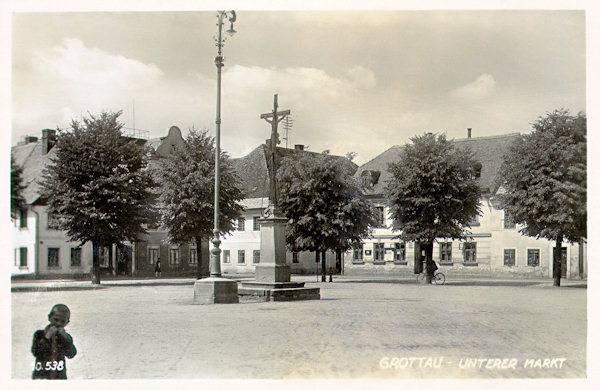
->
xmin=260 ymin=94 xmax=291 ymax=208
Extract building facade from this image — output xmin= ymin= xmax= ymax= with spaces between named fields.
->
xmin=343 ymin=132 xmax=587 ymax=279
xmin=10 ymin=128 xmax=345 ymax=278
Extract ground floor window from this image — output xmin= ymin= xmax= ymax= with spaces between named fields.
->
xmin=238 ymin=250 xmax=246 ymax=264
xmin=463 ymin=242 xmax=477 ymax=263
xmin=70 ymin=248 xmax=82 ymax=267
xmin=527 ymin=249 xmax=540 ymax=267
xmin=253 ymin=250 xmax=260 ymax=264
xmin=394 ymin=242 xmax=406 ymax=262
xmin=439 ymin=242 xmax=452 ymax=263
xmin=223 ymin=250 xmax=231 ymax=263
xmin=292 ymin=252 xmax=299 ymax=263
xmin=189 ymin=248 xmax=197 ymax=265
xmin=16 ymin=247 xmax=27 ymax=267
xmin=48 ymin=248 xmax=59 ymax=267
xmin=99 ymin=246 xmax=110 ymax=267
xmin=148 ymin=248 xmax=159 ymax=265
xmin=504 ymin=249 xmax=516 ymax=266
xmin=169 ymin=248 xmax=180 ymax=265
xmin=374 ymin=243 xmax=385 ymax=262
xmin=353 ymin=244 xmax=364 ymax=263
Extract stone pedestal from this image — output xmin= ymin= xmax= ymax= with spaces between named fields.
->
xmin=239 ymin=206 xmax=319 ymax=301
xmin=193 ymin=277 xmax=239 ymax=304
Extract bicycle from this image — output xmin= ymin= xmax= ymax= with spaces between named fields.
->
xmin=416 ymin=271 xmax=445 ymax=285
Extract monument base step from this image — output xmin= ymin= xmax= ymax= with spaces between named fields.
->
xmin=238 ymin=285 xmax=320 ymax=302
xmin=241 ymin=281 xmax=306 ymax=289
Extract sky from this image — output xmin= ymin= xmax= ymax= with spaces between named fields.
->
xmin=6 ymin=3 xmax=588 ymax=166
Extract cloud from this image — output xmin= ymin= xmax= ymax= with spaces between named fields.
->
xmin=31 ymin=38 xmax=163 ymax=90
xmin=449 ymin=73 xmax=496 ymax=100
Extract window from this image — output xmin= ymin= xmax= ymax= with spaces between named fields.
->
xmin=19 ymin=208 xmax=27 ymax=228
xmin=394 ymin=242 xmax=406 ymax=263
xmin=439 ymin=242 xmax=452 ymax=263
xmin=148 ymin=248 xmax=159 ymax=265
xmin=169 ymin=248 xmax=180 ymax=265
xmin=504 ymin=249 xmax=516 ymax=266
xmin=238 ymin=250 xmax=246 ymax=264
xmin=253 ymin=216 xmax=260 ymax=231
xmin=463 ymin=242 xmax=477 ymax=263
xmin=504 ymin=211 xmax=516 ymax=229
xmin=238 ymin=217 xmax=245 ymax=231
xmin=189 ymin=248 xmax=197 ymax=265
xmin=469 ymin=214 xmax=480 ymax=226
xmin=292 ymin=252 xmax=299 ymax=263
xmin=47 ymin=212 xmax=61 ymax=230
xmin=374 ymin=243 xmax=385 ymax=262
xmin=48 ymin=248 xmax=59 ymax=267
xmin=527 ymin=249 xmax=540 ymax=267
xmin=353 ymin=245 xmax=364 ymax=262
xmin=70 ymin=248 xmax=81 ymax=267
xmin=16 ymin=247 xmax=27 ymax=267
xmin=253 ymin=250 xmax=260 ymax=264
xmin=374 ymin=206 xmax=385 ymax=228
xmin=223 ymin=250 xmax=231 ymax=263
xmin=99 ymin=246 xmax=110 ymax=267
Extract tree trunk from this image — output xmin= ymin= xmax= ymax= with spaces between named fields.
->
xmin=424 ymin=242 xmax=434 ymax=284
xmin=92 ymin=241 xmax=101 ymax=285
xmin=553 ymin=236 xmax=563 ymax=287
xmin=321 ymin=250 xmax=327 ymax=282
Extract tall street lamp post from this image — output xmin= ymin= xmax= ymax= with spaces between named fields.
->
xmin=193 ymin=10 xmax=239 ymax=304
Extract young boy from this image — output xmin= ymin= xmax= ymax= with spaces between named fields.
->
xmin=31 ymin=304 xmax=77 ymax=379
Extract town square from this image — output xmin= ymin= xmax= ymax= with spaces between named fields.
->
xmin=5 ymin=3 xmax=595 ymax=389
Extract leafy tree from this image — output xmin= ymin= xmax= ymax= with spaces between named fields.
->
xmin=40 ymin=111 xmax=154 ymax=284
xmin=385 ymin=133 xmax=481 ymax=283
xmin=278 ymin=152 xmax=376 ymax=281
xmin=497 ymin=109 xmax=586 ymax=286
xmin=11 ymin=155 xmax=26 ymax=219
xmin=157 ymin=128 xmax=244 ymax=278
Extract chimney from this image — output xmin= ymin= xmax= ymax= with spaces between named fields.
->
xmin=294 ymin=144 xmax=304 ymax=151
xmin=467 ymin=128 xmax=472 ymax=138
xmin=42 ymin=129 xmax=57 ymax=155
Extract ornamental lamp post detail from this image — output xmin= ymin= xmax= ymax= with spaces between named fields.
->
xmin=211 ymin=9 xmax=236 ymax=278
xmin=193 ymin=10 xmax=239 ymax=304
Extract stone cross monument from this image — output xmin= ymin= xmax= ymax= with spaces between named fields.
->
xmin=260 ymin=94 xmax=290 ymax=212
xmin=239 ymin=94 xmax=319 ymax=301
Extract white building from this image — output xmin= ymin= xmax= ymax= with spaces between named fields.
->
xmin=344 ymin=132 xmax=586 ymax=279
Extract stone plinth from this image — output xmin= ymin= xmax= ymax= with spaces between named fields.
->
xmin=256 ymin=211 xmax=290 ymax=283
xmin=193 ymin=277 xmax=239 ymax=304
xmin=239 ymin=281 xmax=320 ymax=302
xmin=242 ymin=205 xmax=320 ymax=301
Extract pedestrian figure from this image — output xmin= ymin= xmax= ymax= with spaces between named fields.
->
xmin=31 ymin=304 xmax=77 ymax=380
xmin=155 ymin=259 xmax=161 ymax=278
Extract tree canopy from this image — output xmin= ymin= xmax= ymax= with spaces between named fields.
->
xmin=497 ymin=109 xmax=586 ymax=244
xmin=278 ymin=152 xmax=375 ymax=267
xmin=40 ymin=111 xmax=154 ymax=283
xmin=157 ymin=128 xmax=244 ymax=247
xmin=385 ymin=132 xmax=482 ymax=244
xmin=11 ymin=155 xmax=26 ymax=218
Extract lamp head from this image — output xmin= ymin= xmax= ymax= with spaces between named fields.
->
xmin=227 ymin=23 xmax=236 ymax=36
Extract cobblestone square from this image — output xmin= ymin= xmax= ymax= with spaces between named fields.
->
xmin=11 ymin=277 xmax=587 ymax=380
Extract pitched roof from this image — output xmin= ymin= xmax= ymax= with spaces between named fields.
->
xmin=355 ymin=133 xmax=520 ymax=196
xmin=11 ymin=140 xmax=56 ymax=204
xmin=230 ymin=144 xmax=358 ymax=199
xmin=11 ymin=127 xmax=187 ymax=206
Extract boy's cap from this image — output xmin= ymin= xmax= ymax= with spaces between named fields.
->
xmin=49 ymin=304 xmax=71 ymax=318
